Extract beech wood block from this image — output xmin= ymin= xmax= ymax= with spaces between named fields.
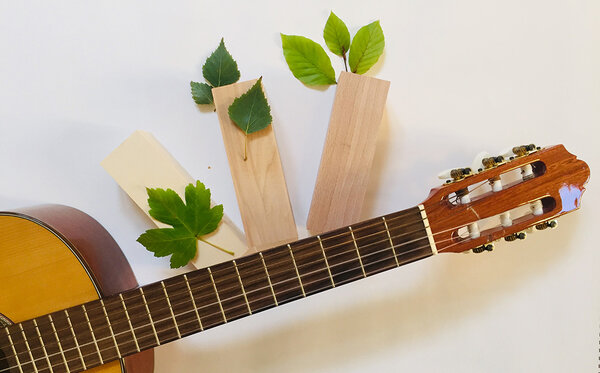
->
xmin=213 ymin=80 xmax=298 ymax=251
xmin=101 ymin=130 xmax=247 ymax=268
xmin=307 ymin=72 xmax=390 ymax=234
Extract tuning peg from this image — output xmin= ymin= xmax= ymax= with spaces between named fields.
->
xmin=471 ymin=151 xmax=491 ymax=172
xmin=438 ymin=168 xmax=472 ymax=182
xmin=535 ymin=219 xmax=558 ymax=230
xmin=472 ymin=243 xmax=494 ymax=253
xmin=438 ymin=168 xmax=453 ymax=180
xmin=499 ymin=147 xmax=515 ymax=160
xmin=504 ymin=232 xmax=527 ymax=241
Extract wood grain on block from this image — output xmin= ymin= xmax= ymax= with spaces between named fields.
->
xmin=307 ymin=72 xmax=390 ymax=234
xmin=101 ymin=130 xmax=247 ymax=268
xmin=212 ymin=80 xmax=297 ymax=251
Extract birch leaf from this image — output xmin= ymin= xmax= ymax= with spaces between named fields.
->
xmin=227 ymin=77 xmax=272 ymax=135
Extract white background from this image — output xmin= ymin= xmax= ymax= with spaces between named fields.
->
xmin=1 ymin=1 xmax=599 ymax=372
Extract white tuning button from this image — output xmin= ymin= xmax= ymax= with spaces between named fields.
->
xmin=471 ymin=151 xmax=491 ymax=173
xmin=468 ymin=222 xmax=480 ymax=239
xmin=491 ymin=179 xmax=503 ymax=192
xmin=530 ymin=200 xmax=543 ymax=216
xmin=499 ymin=147 xmax=515 ymax=159
xmin=459 ymin=192 xmax=471 ymax=204
xmin=500 ymin=212 xmax=512 ymax=227
xmin=521 ymin=164 xmax=534 ymax=179
xmin=438 ymin=168 xmax=453 ymax=180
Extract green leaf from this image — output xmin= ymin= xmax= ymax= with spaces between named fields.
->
xmin=323 ymin=11 xmax=350 ymax=56
xmin=190 ymin=81 xmax=214 ymax=105
xmin=227 ymin=77 xmax=272 ymax=135
xmin=138 ymin=181 xmax=227 ymax=268
xmin=202 ymin=38 xmax=241 ymax=87
xmin=281 ymin=34 xmax=336 ymax=86
xmin=137 ymin=228 xmax=197 ymax=269
xmin=184 ymin=181 xmax=223 ymax=235
xmin=348 ymin=20 xmax=385 ymax=74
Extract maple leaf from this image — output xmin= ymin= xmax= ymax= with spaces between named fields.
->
xmin=137 ymin=181 xmax=231 ymax=268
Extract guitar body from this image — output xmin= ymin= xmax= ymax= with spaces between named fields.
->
xmin=0 ymin=205 xmax=154 ymax=373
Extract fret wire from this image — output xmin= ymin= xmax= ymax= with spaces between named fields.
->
xmin=18 ymin=324 xmax=38 ymax=373
xmin=3 ymin=239 xmax=435 ymax=373
xmin=207 ymin=267 xmax=228 ymax=323
xmin=32 ymin=319 xmax=53 ymax=373
xmin=64 ymin=310 xmax=86 ymax=370
xmin=80 ymin=305 xmax=103 ymax=364
xmin=2 ymin=211 xmax=436 ymax=364
xmin=11 ymin=205 xmax=474 ymax=372
xmin=119 ymin=294 xmax=140 ymax=353
xmin=232 ymin=260 xmax=252 ymax=314
xmin=288 ymin=244 xmax=306 ymax=297
xmin=7 ymin=221 xmax=476 ymax=373
xmin=22 ymin=211 xmax=427 ymax=351
xmin=317 ymin=235 xmax=336 ymax=287
xmin=161 ymin=281 xmax=182 ymax=339
xmin=99 ymin=299 xmax=121 ymax=359
xmin=48 ymin=315 xmax=71 ymax=372
xmin=7 ymin=221 xmax=432 ymax=365
xmin=138 ymin=288 xmax=160 ymax=346
xmin=183 ymin=274 xmax=204 ymax=331
xmin=259 ymin=252 xmax=278 ymax=306
xmin=348 ymin=226 xmax=367 ymax=278
xmin=26 ymin=222 xmax=432 ymax=361
xmin=5 ymin=327 xmax=24 ymax=373
xmin=382 ymin=217 xmax=400 ymax=267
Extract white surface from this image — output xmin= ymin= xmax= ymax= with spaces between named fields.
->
xmin=1 ymin=1 xmax=598 ymax=372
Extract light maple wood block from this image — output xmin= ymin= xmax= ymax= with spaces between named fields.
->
xmin=307 ymin=72 xmax=390 ymax=234
xmin=101 ymin=130 xmax=247 ymax=268
xmin=213 ymin=79 xmax=297 ymax=251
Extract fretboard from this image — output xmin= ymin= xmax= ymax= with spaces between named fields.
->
xmin=0 ymin=206 xmax=434 ymax=373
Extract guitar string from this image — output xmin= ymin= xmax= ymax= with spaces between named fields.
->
xmin=0 ymin=217 xmax=433 ymax=360
xmin=0 ymin=237 xmax=450 ymax=373
xmin=5 ymin=210 xmax=424 ymax=338
xmin=3 ymin=209 xmax=459 ymax=353
xmin=1 ymin=228 xmax=477 ymax=372
xmin=5 ymin=185 xmax=522 ymax=368
xmin=1 ymin=211 xmax=484 ymax=361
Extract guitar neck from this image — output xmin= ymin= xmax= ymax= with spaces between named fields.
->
xmin=2 ymin=206 xmax=436 ymax=373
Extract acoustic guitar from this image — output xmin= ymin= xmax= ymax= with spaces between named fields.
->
xmin=0 ymin=144 xmax=589 ymax=373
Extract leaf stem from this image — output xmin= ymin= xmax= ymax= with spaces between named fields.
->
xmin=342 ymin=50 xmax=348 ymax=72
xmin=243 ymin=134 xmax=248 ymax=161
xmin=199 ymin=237 xmax=235 ymax=256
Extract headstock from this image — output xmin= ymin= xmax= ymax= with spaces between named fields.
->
xmin=422 ymin=144 xmax=590 ymax=254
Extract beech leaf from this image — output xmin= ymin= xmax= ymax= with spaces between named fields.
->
xmin=348 ymin=20 xmax=385 ymax=74
xmin=323 ymin=12 xmax=350 ymax=57
xmin=190 ymin=81 xmax=214 ymax=105
xmin=137 ymin=181 xmax=227 ymax=268
xmin=227 ymin=77 xmax=272 ymax=135
xmin=202 ymin=38 xmax=240 ymax=87
xmin=281 ymin=34 xmax=336 ymax=86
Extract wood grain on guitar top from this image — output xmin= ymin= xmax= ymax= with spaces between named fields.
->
xmin=0 ymin=205 xmax=154 ymax=373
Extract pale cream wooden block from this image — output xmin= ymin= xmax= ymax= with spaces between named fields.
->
xmin=307 ymin=72 xmax=390 ymax=234
xmin=101 ymin=130 xmax=247 ymax=268
xmin=212 ymin=80 xmax=298 ymax=251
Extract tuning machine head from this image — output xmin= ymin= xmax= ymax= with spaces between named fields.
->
xmin=438 ymin=167 xmax=472 ymax=183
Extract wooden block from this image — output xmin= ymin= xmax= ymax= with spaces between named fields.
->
xmin=307 ymin=72 xmax=390 ymax=234
xmin=101 ymin=130 xmax=247 ymax=268
xmin=212 ymin=80 xmax=298 ymax=251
